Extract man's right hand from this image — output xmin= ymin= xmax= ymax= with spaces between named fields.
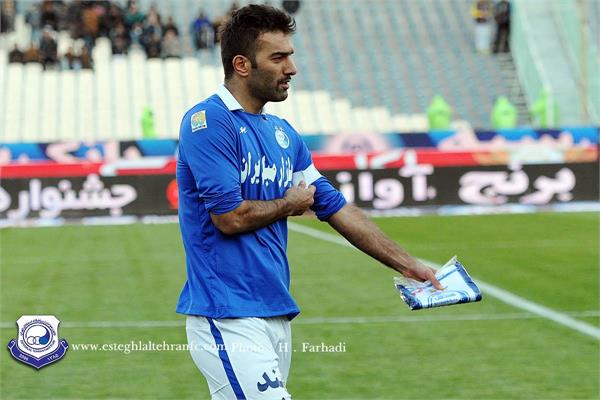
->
xmin=284 ymin=181 xmax=315 ymax=216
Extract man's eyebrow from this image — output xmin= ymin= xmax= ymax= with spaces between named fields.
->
xmin=270 ymin=50 xmax=294 ymax=57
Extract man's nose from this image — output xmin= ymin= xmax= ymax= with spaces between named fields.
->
xmin=284 ymin=58 xmax=297 ymax=76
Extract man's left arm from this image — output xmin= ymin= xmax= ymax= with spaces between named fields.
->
xmin=327 ymin=203 xmax=444 ymax=290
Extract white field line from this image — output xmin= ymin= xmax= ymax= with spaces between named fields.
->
xmin=0 ymin=311 xmax=598 ymax=329
xmin=287 ymin=222 xmax=600 ymax=340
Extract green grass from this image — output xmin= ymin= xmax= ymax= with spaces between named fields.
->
xmin=1 ymin=212 xmax=598 ymax=399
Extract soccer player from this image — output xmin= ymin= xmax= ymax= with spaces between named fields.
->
xmin=176 ymin=4 xmax=443 ymax=399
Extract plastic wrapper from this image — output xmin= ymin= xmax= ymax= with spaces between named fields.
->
xmin=394 ymin=256 xmax=482 ymax=310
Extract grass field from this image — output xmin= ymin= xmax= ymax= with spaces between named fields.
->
xmin=1 ymin=212 xmax=598 ymax=399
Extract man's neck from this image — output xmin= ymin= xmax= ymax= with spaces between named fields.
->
xmin=224 ymin=80 xmax=264 ymax=114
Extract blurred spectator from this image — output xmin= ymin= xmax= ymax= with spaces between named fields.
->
xmin=147 ymin=4 xmax=162 ymax=25
xmin=8 ymin=44 xmax=24 ymax=63
xmin=25 ymin=3 xmax=42 ymax=43
xmin=39 ymin=27 xmax=59 ymax=70
xmin=4 ymin=0 xmax=255 ymax=61
xmin=163 ymin=16 xmax=179 ymax=37
xmin=40 ymin=0 xmax=59 ymax=31
xmin=213 ymin=2 xmax=239 ymax=44
xmin=97 ymin=1 xmax=114 ymax=38
xmin=192 ymin=11 xmax=214 ymax=50
xmin=1 ymin=0 xmax=17 ymax=33
xmin=124 ymin=2 xmax=145 ymax=30
xmin=161 ymin=30 xmax=181 ymax=58
xmin=65 ymin=0 xmax=84 ymax=39
xmin=471 ymin=0 xmax=493 ymax=54
xmin=80 ymin=46 xmax=93 ymax=69
xmin=493 ymin=0 xmax=511 ymax=54
xmin=129 ymin=21 xmax=145 ymax=48
xmin=23 ymin=43 xmax=41 ymax=64
xmin=144 ymin=32 xmax=161 ymax=58
xmin=110 ymin=21 xmax=130 ymax=49
xmin=112 ymin=36 xmax=129 ymax=55
xmin=142 ymin=10 xmax=162 ymax=46
xmin=62 ymin=46 xmax=80 ymax=70
xmin=107 ymin=2 xmax=125 ymax=28
xmin=81 ymin=4 xmax=100 ymax=43
xmin=282 ymin=0 xmax=301 ymax=14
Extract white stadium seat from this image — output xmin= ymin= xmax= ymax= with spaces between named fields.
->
xmin=146 ymin=58 xmax=168 ymax=137
xmin=312 ymin=90 xmax=337 ymax=134
xmin=182 ymin=57 xmax=202 ymax=110
xmin=39 ymin=70 xmax=59 ymax=142
xmin=21 ymin=63 xmax=43 ymax=141
xmin=58 ymin=69 xmax=77 ymax=140
xmin=95 ymin=55 xmax=113 ymax=140
xmin=332 ymin=99 xmax=355 ymax=134
xmin=77 ymin=70 xmax=95 ymax=140
xmin=112 ymin=56 xmax=133 ymax=139
xmin=164 ymin=57 xmax=185 ymax=138
xmin=128 ymin=50 xmax=148 ymax=139
xmin=4 ymin=63 xmax=24 ymax=142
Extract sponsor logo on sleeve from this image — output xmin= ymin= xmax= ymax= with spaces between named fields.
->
xmin=191 ymin=110 xmax=207 ymax=132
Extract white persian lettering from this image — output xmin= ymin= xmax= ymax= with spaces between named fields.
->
xmin=3 ymin=175 xmax=137 ymax=220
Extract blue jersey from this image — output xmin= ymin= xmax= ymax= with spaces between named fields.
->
xmin=176 ymin=85 xmax=346 ymax=319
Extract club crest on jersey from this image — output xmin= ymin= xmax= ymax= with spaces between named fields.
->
xmin=274 ymin=126 xmax=289 ymax=149
xmin=191 ymin=110 xmax=207 ymax=132
xmin=7 ymin=315 xmax=69 ymax=370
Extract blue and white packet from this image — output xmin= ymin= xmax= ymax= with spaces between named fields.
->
xmin=394 ymin=256 xmax=482 ymax=310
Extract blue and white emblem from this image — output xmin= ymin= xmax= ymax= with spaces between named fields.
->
xmin=7 ymin=315 xmax=69 ymax=370
xmin=274 ymin=126 xmax=289 ymax=149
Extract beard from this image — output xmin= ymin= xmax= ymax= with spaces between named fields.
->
xmin=247 ymin=66 xmax=290 ymax=104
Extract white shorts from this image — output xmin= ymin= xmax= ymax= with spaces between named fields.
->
xmin=186 ymin=316 xmax=293 ymax=400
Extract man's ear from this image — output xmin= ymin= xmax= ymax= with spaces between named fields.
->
xmin=232 ymin=55 xmax=251 ymax=77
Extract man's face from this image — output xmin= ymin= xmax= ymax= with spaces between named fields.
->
xmin=246 ymin=31 xmax=297 ymax=104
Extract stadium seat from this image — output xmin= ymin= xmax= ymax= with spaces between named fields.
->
xmin=312 ymin=90 xmax=337 ymax=134
xmin=77 ymin=69 xmax=95 ymax=140
xmin=3 ymin=63 xmax=24 ymax=142
xmin=39 ymin=70 xmax=59 ymax=142
xmin=332 ymin=99 xmax=355 ymax=134
xmin=146 ymin=58 xmax=169 ymax=137
xmin=58 ymin=69 xmax=77 ymax=141
xmin=182 ymin=57 xmax=202 ymax=110
xmin=128 ymin=49 xmax=148 ymax=139
xmin=353 ymin=108 xmax=374 ymax=134
xmin=292 ymin=90 xmax=321 ymax=134
xmin=92 ymin=37 xmax=112 ymax=66
xmin=56 ymin=31 xmax=73 ymax=58
xmin=0 ymin=57 xmax=7 ymax=139
xmin=198 ymin=65 xmax=221 ymax=101
xmin=371 ymin=107 xmax=394 ymax=134
xmin=392 ymin=114 xmax=413 ymax=133
xmin=164 ymin=57 xmax=185 ymax=138
xmin=95 ymin=54 xmax=113 ymax=140
xmin=112 ymin=56 xmax=133 ymax=139
xmin=20 ymin=63 xmax=42 ymax=141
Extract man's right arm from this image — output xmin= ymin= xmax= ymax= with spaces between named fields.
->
xmin=211 ymin=183 xmax=315 ymax=235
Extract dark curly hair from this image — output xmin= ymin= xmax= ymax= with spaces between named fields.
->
xmin=220 ymin=4 xmax=296 ymax=80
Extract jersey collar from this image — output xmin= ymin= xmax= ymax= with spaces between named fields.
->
xmin=216 ymin=84 xmax=244 ymax=111
xmin=216 ymin=84 xmax=265 ymax=114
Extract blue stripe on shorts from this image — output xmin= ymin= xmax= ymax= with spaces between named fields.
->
xmin=206 ymin=318 xmax=246 ymax=399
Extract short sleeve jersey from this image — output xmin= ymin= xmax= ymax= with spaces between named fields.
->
xmin=176 ymin=85 xmax=346 ymax=319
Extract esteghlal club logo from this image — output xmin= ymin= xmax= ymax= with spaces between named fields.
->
xmin=7 ymin=315 xmax=69 ymax=370
xmin=274 ymin=126 xmax=290 ymax=149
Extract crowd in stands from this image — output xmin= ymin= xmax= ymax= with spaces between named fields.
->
xmin=471 ymin=0 xmax=511 ymax=55
xmin=2 ymin=0 xmax=242 ymax=70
